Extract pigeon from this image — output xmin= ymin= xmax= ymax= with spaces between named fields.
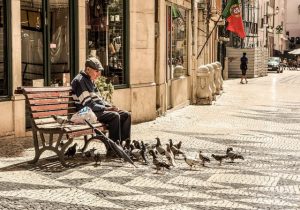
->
xmin=174 ymin=141 xmax=182 ymax=150
xmin=123 ymin=139 xmax=131 ymax=150
xmin=226 ymin=147 xmax=244 ymax=162
xmin=145 ymin=142 xmax=156 ymax=151
xmin=65 ymin=143 xmax=78 ymax=157
xmin=199 ymin=151 xmax=210 ymax=167
xmin=51 ymin=115 xmax=70 ymax=125
xmin=211 ymin=154 xmax=227 ymax=166
xmin=155 ymin=137 xmax=166 ymax=155
xmin=149 ymin=150 xmax=170 ymax=173
xmin=132 ymin=140 xmax=141 ymax=149
xmin=140 ymin=141 xmax=149 ymax=164
xmin=182 ymin=153 xmax=199 ymax=170
xmin=83 ymin=147 xmax=96 ymax=158
xmin=94 ymin=151 xmax=101 ymax=166
xmin=165 ymin=143 xmax=176 ymax=167
xmin=169 ymin=139 xmax=184 ymax=157
xmin=130 ymin=144 xmax=142 ymax=160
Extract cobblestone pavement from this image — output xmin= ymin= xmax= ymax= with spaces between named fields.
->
xmin=0 ymin=71 xmax=300 ymax=210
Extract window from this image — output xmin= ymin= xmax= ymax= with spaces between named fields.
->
xmin=167 ymin=5 xmax=188 ymax=79
xmin=86 ymin=0 xmax=126 ymax=85
xmin=21 ymin=0 xmax=71 ymax=87
xmin=0 ymin=0 xmax=8 ymax=96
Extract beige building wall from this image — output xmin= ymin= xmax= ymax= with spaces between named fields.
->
xmin=285 ymin=0 xmax=300 ymax=37
xmin=0 ymin=0 xmax=26 ymax=137
xmin=1 ymin=0 xmax=196 ymax=136
xmin=76 ymin=0 xmax=157 ymax=123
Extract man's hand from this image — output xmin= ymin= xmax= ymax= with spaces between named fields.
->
xmin=105 ymin=106 xmax=119 ymax=112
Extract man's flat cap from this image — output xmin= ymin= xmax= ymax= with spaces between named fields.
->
xmin=85 ymin=57 xmax=104 ymax=71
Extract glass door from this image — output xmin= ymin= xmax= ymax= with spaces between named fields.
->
xmin=21 ymin=0 xmax=71 ymax=87
xmin=49 ymin=0 xmax=70 ymax=86
xmin=21 ymin=0 xmax=44 ymax=86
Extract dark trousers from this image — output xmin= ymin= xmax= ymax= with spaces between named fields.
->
xmin=95 ymin=110 xmax=131 ymax=142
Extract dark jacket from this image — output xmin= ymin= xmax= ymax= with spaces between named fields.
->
xmin=240 ymin=56 xmax=248 ymax=70
xmin=71 ymin=71 xmax=109 ymax=112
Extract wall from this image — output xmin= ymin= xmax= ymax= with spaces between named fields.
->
xmin=0 ymin=101 xmax=14 ymax=136
xmin=171 ymin=77 xmax=189 ymax=108
xmin=285 ymin=0 xmax=300 ymax=37
xmin=129 ymin=0 xmax=156 ymax=122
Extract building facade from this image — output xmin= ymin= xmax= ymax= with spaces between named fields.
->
xmin=285 ymin=0 xmax=300 ymax=50
xmin=3 ymin=0 xmax=223 ymax=137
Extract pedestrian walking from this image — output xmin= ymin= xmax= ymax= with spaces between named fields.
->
xmin=240 ymin=52 xmax=248 ymax=84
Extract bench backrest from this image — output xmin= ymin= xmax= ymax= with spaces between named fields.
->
xmin=21 ymin=87 xmax=77 ymax=126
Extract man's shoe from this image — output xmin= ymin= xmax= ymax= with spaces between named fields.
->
xmin=246 ymin=80 xmax=248 ymax=84
xmin=240 ymin=81 xmax=244 ymax=84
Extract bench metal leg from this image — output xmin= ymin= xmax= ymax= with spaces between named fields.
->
xmin=28 ymin=128 xmax=41 ymax=164
xmin=28 ymin=129 xmax=74 ymax=167
xmin=81 ymin=134 xmax=110 ymax=153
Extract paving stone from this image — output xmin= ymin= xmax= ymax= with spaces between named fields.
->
xmin=207 ymin=174 xmax=280 ymax=186
xmin=0 ymin=188 xmax=122 ymax=208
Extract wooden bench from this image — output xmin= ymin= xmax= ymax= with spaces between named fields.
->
xmin=16 ymin=86 xmax=107 ymax=167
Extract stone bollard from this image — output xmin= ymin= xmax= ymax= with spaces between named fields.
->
xmin=173 ymin=65 xmax=184 ymax=78
xmin=206 ymin=64 xmax=216 ymax=101
xmin=196 ymin=65 xmax=213 ymax=105
xmin=212 ymin=62 xmax=221 ymax=95
xmin=215 ymin=61 xmax=224 ymax=91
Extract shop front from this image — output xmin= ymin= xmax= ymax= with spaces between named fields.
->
xmin=0 ymin=0 xmax=195 ymax=137
xmin=1 ymin=0 xmax=158 ymax=137
xmin=155 ymin=0 xmax=192 ymax=114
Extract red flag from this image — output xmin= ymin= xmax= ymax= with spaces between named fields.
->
xmin=222 ymin=0 xmax=246 ymax=39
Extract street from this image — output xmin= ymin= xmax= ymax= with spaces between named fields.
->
xmin=0 ymin=70 xmax=300 ymax=210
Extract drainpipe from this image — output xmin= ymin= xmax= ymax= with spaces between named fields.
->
xmin=191 ymin=0 xmax=198 ymax=104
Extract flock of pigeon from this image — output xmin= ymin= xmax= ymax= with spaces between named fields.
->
xmin=64 ymin=137 xmax=244 ymax=173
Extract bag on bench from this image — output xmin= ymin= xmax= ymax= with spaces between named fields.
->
xmin=70 ymin=106 xmax=97 ymax=124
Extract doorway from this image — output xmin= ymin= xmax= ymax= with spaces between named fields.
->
xmin=21 ymin=0 xmax=73 ymax=87
xmin=166 ymin=5 xmax=172 ymax=109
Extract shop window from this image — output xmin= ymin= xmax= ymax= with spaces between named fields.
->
xmin=167 ymin=5 xmax=188 ymax=79
xmin=21 ymin=0 xmax=71 ymax=87
xmin=0 ymin=0 xmax=8 ymax=96
xmin=86 ymin=0 xmax=126 ymax=85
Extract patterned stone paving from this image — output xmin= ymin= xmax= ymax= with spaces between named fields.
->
xmin=0 ymin=71 xmax=300 ymax=209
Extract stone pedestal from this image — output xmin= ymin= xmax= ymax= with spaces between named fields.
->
xmin=212 ymin=63 xmax=221 ymax=95
xmin=206 ymin=64 xmax=216 ymax=101
xmin=215 ymin=61 xmax=224 ymax=90
xmin=196 ymin=65 xmax=212 ymax=105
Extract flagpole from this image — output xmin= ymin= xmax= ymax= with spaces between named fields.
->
xmin=197 ymin=14 xmax=222 ymax=59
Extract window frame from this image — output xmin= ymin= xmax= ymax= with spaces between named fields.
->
xmin=0 ymin=0 xmax=11 ymax=100
xmin=85 ymin=0 xmax=129 ymax=89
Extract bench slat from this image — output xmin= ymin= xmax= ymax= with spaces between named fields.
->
xmin=29 ymin=98 xmax=72 ymax=105
xmin=31 ymin=104 xmax=76 ymax=112
xmin=34 ymin=117 xmax=58 ymax=125
xmin=65 ymin=124 xmax=106 ymax=138
xmin=26 ymin=92 xmax=72 ymax=99
xmin=32 ymin=109 xmax=77 ymax=118
xmin=35 ymin=122 xmax=105 ymax=137
xmin=23 ymin=87 xmax=72 ymax=92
